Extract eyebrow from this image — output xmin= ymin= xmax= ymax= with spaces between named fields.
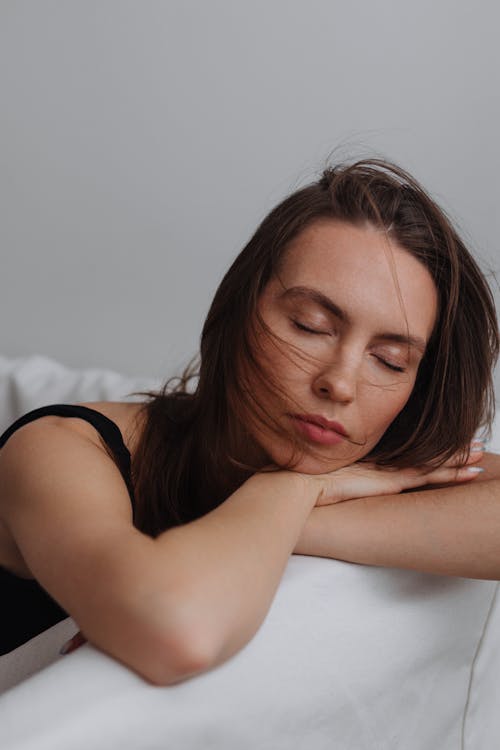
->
xmin=282 ymin=286 xmax=427 ymax=353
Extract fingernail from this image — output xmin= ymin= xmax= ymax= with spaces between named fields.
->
xmin=466 ymin=466 xmax=484 ymax=473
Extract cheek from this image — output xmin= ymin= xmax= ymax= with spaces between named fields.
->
xmin=255 ymin=331 xmax=310 ymax=386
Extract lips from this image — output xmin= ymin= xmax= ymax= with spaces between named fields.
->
xmin=292 ymin=414 xmax=348 ymax=437
xmin=290 ymin=414 xmax=348 ymax=446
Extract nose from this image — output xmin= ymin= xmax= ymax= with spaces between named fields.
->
xmin=311 ymin=354 xmax=357 ymax=404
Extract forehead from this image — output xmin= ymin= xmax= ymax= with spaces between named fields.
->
xmin=272 ymin=219 xmax=439 ymax=340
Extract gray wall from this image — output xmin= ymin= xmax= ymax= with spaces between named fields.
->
xmin=1 ymin=0 xmax=499 ymax=383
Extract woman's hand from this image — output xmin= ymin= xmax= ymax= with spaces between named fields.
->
xmin=300 ymin=440 xmax=486 ymax=507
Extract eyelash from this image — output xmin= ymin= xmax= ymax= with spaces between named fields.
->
xmin=292 ymin=320 xmax=324 ymax=335
xmin=291 ymin=320 xmax=406 ymax=373
xmin=378 ymin=361 xmax=406 ymax=373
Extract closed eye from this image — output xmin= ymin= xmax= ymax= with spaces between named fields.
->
xmin=374 ymin=356 xmax=406 ymax=373
xmin=293 ymin=320 xmax=407 ymax=372
xmin=292 ymin=320 xmax=327 ymax=335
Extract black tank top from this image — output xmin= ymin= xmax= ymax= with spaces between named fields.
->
xmin=0 ymin=404 xmax=136 ymax=655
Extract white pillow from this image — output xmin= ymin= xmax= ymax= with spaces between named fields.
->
xmin=0 ymin=353 xmax=161 ymax=432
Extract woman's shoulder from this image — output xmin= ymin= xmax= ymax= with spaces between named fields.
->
xmin=0 ymin=401 xmax=148 ymax=578
xmin=2 ymin=401 xmax=148 ymax=462
xmin=70 ymin=401 xmax=147 ymax=459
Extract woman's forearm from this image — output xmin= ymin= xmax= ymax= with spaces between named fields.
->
xmin=151 ymin=471 xmax=316 ymax=678
xmin=293 ymin=453 xmax=500 ymax=581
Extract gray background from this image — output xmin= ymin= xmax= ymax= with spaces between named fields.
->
xmin=1 ymin=0 xmax=499 ymax=383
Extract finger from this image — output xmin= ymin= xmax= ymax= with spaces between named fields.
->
xmin=442 ymin=441 xmax=486 ymax=468
xmin=423 ymin=465 xmax=485 ymax=485
xmin=59 ymin=631 xmax=87 ymax=655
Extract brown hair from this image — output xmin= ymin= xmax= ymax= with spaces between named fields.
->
xmin=129 ymin=158 xmax=499 ymax=537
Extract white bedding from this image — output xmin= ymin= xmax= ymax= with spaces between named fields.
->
xmin=0 ymin=354 xmax=499 ymax=749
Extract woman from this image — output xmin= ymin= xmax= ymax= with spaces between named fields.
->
xmin=0 ymin=158 xmax=498 ymax=686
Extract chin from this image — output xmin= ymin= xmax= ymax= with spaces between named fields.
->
xmin=267 ymin=446 xmax=360 ymax=475
xmin=291 ymin=456 xmax=354 ymax=475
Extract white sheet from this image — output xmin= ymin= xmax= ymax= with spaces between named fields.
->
xmin=0 ymin=558 xmax=497 ymax=750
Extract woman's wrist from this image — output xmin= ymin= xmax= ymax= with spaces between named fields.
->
xmin=251 ymin=468 xmax=319 ymax=511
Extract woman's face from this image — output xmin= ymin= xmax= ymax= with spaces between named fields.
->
xmin=243 ymin=219 xmax=438 ymax=474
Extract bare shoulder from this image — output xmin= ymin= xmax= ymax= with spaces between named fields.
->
xmin=42 ymin=400 xmax=148 ymax=459
xmin=0 ymin=413 xmax=136 ymax=509
xmin=0 ymin=407 xmax=145 ymax=577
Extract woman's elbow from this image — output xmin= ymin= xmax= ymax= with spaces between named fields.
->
xmin=108 ymin=593 xmax=216 ymax=686
xmin=78 ymin=588 xmax=216 ymax=688
xmin=139 ymin=626 xmax=215 ymax=687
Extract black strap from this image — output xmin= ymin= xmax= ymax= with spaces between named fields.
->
xmin=0 ymin=404 xmax=136 ymax=515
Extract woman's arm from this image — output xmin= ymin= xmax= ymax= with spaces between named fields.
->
xmin=149 ymin=470 xmax=317 ymax=672
xmin=293 ymin=452 xmax=500 ymax=580
xmin=0 ymin=422 xmax=317 ymax=686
